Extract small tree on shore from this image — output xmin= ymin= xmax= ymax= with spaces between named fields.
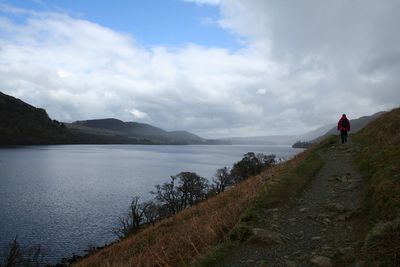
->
xmin=1 ymin=236 xmax=45 ymax=267
xmin=231 ymin=153 xmax=276 ymax=183
xmin=151 ymin=172 xmax=209 ymax=215
xmin=151 ymin=176 xmax=182 ymax=215
xmin=114 ymin=153 xmax=277 ymax=239
xmin=177 ymin=172 xmax=209 ymax=208
xmin=210 ymin=167 xmax=233 ymax=195
xmin=142 ymin=201 xmax=168 ymax=224
xmin=113 ymin=196 xmax=148 ymax=238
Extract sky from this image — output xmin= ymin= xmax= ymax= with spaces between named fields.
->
xmin=0 ymin=0 xmax=399 ymax=138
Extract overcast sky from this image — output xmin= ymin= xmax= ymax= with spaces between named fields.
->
xmin=0 ymin=0 xmax=399 ymax=138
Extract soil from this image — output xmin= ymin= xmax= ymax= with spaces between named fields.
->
xmin=217 ymin=141 xmax=367 ymax=267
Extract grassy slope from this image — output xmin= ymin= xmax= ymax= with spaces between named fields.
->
xmin=73 ymin=143 xmax=324 ymax=267
xmin=353 ymin=107 xmax=400 ymax=265
xmin=354 ymin=107 xmax=400 ymax=222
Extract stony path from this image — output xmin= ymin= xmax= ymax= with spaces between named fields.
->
xmin=218 ymin=142 xmax=366 ymax=267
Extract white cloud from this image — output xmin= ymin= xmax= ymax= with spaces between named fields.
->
xmin=183 ymin=0 xmax=221 ymax=6
xmin=256 ymin=88 xmax=266 ymax=95
xmin=128 ymin=109 xmax=149 ymax=120
xmin=0 ymin=2 xmax=399 ymax=138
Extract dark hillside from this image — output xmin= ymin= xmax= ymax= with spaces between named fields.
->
xmin=77 ymin=118 xmax=130 ymax=131
xmin=72 ymin=119 xmax=206 ymax=144
xmin=168 ymin=130 xmax=203 ymax=142
xmin=0 ymin=92 xmax=147 ymax=145
xmin=0 ymin=92 xmax=67 ymax=144
xmin=75 ymin=119 xmax=166 ymax=137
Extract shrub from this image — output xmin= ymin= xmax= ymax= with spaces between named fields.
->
xmin=0 ymin=236 xmax=45 ymax=267
xmin=362 ymin=214 xmax=400 ymax=266
xmin=151 ymin=172 xmax=209 ymax=215
xmin=210 ymin=167 xmax=233 ymax=195
xmin=113 ymin=154 xmax=277 ymax=239
xmin=231 ymin=153 xmax=276 ymax=182
xmin=113 ymin=197 xmax=149 ymax=238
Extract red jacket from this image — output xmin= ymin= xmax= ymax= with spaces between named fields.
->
xmin=338 ymin=116 xmax=351 ymax=132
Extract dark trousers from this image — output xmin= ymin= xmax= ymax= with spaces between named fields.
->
xmin=340 ymin=131 xmax=348 ymax=144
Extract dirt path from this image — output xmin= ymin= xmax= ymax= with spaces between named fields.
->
xmin=218 ymin=142 xmax=366 ymax=267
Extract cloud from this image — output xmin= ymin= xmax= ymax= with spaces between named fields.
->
xmin=0 ymin=2 xmax=399 ymax=138
xmin=256 ymin=88 xmax=267 ymax=95
xmin=183 ymin=0 xmax=221 ymax=6
xmin=219 ymin=0 xmax=400 ymax=117
xmin=128 ymin=109 xmax=149 ymax=120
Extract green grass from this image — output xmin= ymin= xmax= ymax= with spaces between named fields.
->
xmin=353 ymin=107 xmax=400 ymax=265
xmin=354 ymin=107 xmax=400 ymax=222
xmin=193 ymin=241 xmax=239 ymax=267
xmin=194 ymin=139 xmax=326 ymax=267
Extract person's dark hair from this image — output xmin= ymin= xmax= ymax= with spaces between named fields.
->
xmin=342 ymin=114 xmax=346 ymax=116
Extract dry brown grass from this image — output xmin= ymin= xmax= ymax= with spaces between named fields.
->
xmin=73 ymin=152 xmax=309 ymax=267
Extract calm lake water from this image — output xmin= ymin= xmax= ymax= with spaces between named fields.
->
xmin=0 ymin=144 xmax=300 ymax=264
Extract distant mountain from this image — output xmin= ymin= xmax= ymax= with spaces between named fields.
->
xmin=295 ymin=123 xmax=336 ymax=142
xmin=0 ymin=92 xmax=221 ymax=145
xmin=69 ymin=118 xmax=209 ymax=144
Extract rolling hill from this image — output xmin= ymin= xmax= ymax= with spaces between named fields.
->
xmin=69 ymin=118 xmax=207 ymax=144
xmin=0 ymin=92 xmax=219 ymax=145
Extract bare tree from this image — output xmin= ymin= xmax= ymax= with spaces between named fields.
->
xmin=177 ymin=172 xmax=209 ymax=208
xmin=24 ymin=244 xmax=44 ymax=267
xmin=151 ymin=172 xmax=209 ymax=215
xmin=2 ymin=236 xmax=21 ymax=267
xmin=210 ymin=167 xmax=233 ymax=194
xmin=113 ymin=196 xmax=148 ymax=238
xmin=142 ymin=201 xmax=167 ymax=224
xmin=231 ymin=153 xmax=276 ymax=182
xmin=151 ymin=176 xmax=182 ymax=215
xmin=1 ymin=236 xmax=45 ymax=267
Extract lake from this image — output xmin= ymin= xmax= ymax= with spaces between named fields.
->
xmin=0 ymin=144 xmax=301 ymax=264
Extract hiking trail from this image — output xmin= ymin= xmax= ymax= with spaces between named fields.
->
xmin=218 ymin=142 xmax=366 ymax=267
